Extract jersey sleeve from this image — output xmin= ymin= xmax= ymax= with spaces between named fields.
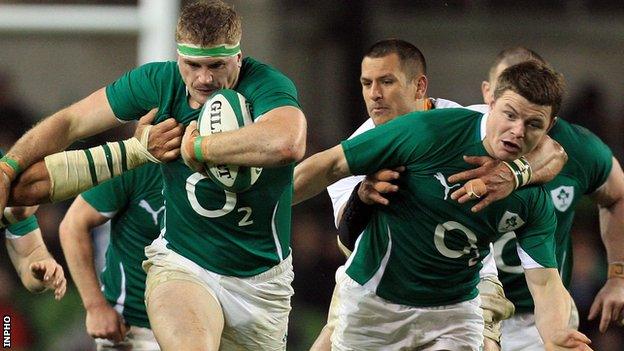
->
xmin=81 ymin=172 xmax=133 ymax=218
xmin=572 ymin=125 xmax=613 ymax=194
xmin=105 ymin=62 xmax=166 ymax=121
xmin=341 ymin=114 xmax=431 ymax=176
xmin=514 ymin=187 xmax=558 ymax=269
xmin=4 ymin=215 xmax=39 ymax=239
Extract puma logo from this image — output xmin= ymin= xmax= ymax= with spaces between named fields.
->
xmin=139 ymin=200 xmax=165 ymax=225
xmin=434 ymin=172 xmax=460 ymax=200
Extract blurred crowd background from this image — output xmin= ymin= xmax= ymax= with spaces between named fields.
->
xmin=1 ymin=0 xmax=623 ymax=350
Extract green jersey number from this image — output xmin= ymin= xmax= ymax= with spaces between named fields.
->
xmin=434 ymin=221 xmax=480 ymax=266
xmin=186 ymin=173 xmax=253 ymax=226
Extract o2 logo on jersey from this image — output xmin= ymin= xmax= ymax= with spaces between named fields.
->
xmin=550 ymin=186 xmax=574 ymax=212
xmin=186 ymin=173 xmax=254 ymax=227
xmin=434 ymin=221 xmax=480 ymax=266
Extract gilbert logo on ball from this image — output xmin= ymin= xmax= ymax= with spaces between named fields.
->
xmin=197 ymin=89 xmax=262 ymax=192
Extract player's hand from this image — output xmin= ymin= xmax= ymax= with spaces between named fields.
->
xmin=134 ymin=109 xmax=183 ymax=162
xmin=544 ymin=329 xmax=592 ymax=350
xmin=357 ymin=167 xmax=404 ymax=205
xmin=588 ymin=277 xmax=624 ymax=333
xmin=30 ymin=258 xmax=66 ymax=300
xmin=181 ymin=121 xmax=206 ymax=174
xmin=85 ymin=303 xmax=128 ymax=343
xmin=449 ymin=156 xmax=515 ymax=212
xmin=483 ymin=337 xmax=501 ymax=351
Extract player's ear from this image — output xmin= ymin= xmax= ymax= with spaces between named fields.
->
xmin=481 ymin=81 xmax=492 ymax=104
xmin=547 ymin=116 xmax=558 ymax=132
xmin=236 ymin=52 xmax=242 ymax=67
xmin=415 ymin=74 xmax=428 ymax=100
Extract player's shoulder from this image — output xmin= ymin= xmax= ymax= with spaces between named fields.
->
xmin=134 ymin=60 xmax=178 ymax=76
xmin=400 ymin=107 xmax=482 ymax=130
xmin=550 ymin=119 xmax=612 ymax=164
xmin=240 ymin=57 xmax=292 ymax=82
xmin=348 ymin=118 xmax=375 ymax=139
xmin=431 ymin=97 xmax=463 ymax=109
xmin=464 ymin=103 xmax=489 ymax=114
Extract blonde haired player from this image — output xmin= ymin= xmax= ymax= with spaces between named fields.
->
xmin=0 ymin=1 xmax=305 ymax=350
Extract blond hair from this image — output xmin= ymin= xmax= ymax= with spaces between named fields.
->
xmin=176 ymin=1 xmax=242 ymax=47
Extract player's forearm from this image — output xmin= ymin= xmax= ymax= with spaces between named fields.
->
xmin=337 ymin=183 xmax=372 ymax=252
xmin=293 ymin=145 xmax=350 ymax=205
xmin=4 ymin=88 xmax=120 ymax=176
xmin=9 ymin=138 xmax=155 ymax=206
xmin=595 ymin=159 xmax=624 ymax=264
xmin=530 ymin=271 xmax=571 ymax=343
xmin=525 ymin=135 xmax=567 ymax=185
xmin=599 ymin=202 xmax=624 ymax=264
xmin=199 ymin=107 xmax=307 ymax=167
xmin=59 ymin=225 xmax=108 ymax=308
xmin=5 ymin=111 xmax=77 ymax=175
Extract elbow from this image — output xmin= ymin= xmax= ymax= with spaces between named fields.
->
xmin=58 ymin=217 xmax=73 ymax=246
xmin=554 ymin=142 xmax=568 ymax=165
xmin=279 ymin=141 xmax=306 ymax=164
xmin=545 ymin=137 xmax=567 ymax=165
xmin=278 ymin=122 xmax=307 ymax=163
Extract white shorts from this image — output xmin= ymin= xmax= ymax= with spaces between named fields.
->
xmin=325 ymin=266 xmax=350 ymax=332
xmin=96 ymin=326 xmax=159 ymax=351
xmin=501 ymin=296 xmax=579 ymax=351
xmin=143 ymin=238 xmax=294 ymax=351
xmin=331 ymin=267 xmax=484 ymax=351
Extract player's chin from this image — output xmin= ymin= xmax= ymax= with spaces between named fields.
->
xmin=193 ymin=90 xmax=216 ymax=102
xmin=493 ymin=148 xmax=520 ymax=162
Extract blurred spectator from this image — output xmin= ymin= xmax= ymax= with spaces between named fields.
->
xmin=0 ymin=71 xmax=34 ymax=151
xmin=559 ymin=82 xmax=610 ymax=144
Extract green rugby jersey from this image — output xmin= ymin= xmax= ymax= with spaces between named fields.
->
xmin=341 ymin=108 xmax=558 ymax=307
xmin=106 ymin=57 xmax=300 ymax=276
xmin=81 ymin=163 xmax=163 ymax=328
xmin=494 ymin=119 xmax=612 ymax=312
xmin=0 ymin=149 xmax=39 ymax=238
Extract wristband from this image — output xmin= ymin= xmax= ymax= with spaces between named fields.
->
xmin=608 ymin=262 xmax=624 ymax=279
xmin=0 ymin=155 xmax=22 ymax=181
xmin=502 ymin=156 xmax=532 ymax=189
xmin=194 ymin=136 xmax=205 ymax=162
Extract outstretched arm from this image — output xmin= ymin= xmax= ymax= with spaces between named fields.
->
xmin=59 ymin=195 xmax=127 ymax=343
xmin=0 ymin=88 xmax=120 ymax=214
xmin=7 ymin=110 xmax=182 ymax=206
xmin=588 ymin=157 xmax=624 ymax=332
xmin=293 ymin=145 xmax=351 ymax=205
xmin=449 ymin=135 xmax=567 ymax=212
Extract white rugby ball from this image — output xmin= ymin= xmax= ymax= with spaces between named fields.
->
xmin=197 ymin=89 xmax=262 ymax=192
